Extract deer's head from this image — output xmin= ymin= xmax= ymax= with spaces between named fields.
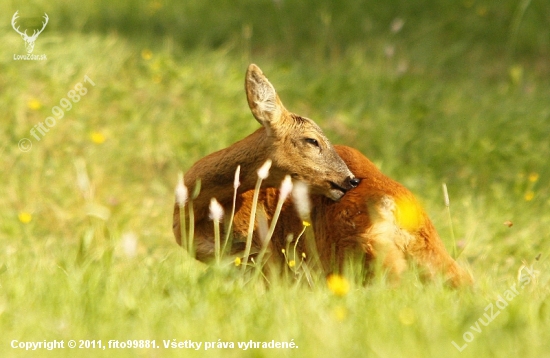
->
xmin=245 ymin=64 xmax=360 ymax=201
xmin=12 ymin=11 xmax=49 ymax=54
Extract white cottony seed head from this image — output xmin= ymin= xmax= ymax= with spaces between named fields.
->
xmin=121 ymin=232 xmax=138 ymax=259
xmin=257 ymin=159 xmax=272 ymax=180
xmin=175 ymin=173 xmax=188 ymax=207
xmin=279 ymin=175 xmax=293 ymax=202
xmin=74 ymin=158 xmax=91 ymax=199
xmin=209 ymin=198 xmax=224 ymax=222
xmin=234 ymin=165 xmax=241 ymax=189
xmin=442 ymin=183 xmax=450 ymax=207
xmin=292 ymin=181 xmax=311 ymax=220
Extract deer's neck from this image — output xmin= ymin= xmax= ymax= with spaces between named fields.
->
xmin=184 ymin=127 xmax=275 ymax=219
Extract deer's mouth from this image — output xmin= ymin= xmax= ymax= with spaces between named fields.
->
xmin=328 ymin=181 xmax=349 ymax=201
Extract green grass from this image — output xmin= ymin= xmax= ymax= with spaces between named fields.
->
xmin=1 ymin=0 xmax=550 ymax=357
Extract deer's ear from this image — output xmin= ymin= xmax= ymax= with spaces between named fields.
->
xmin=245 ymin=64 xmax=286 ymax=131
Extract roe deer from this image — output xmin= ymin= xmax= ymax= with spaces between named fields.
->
xmin=230 ymin=145 xmax=473 ymax=287
xmin=173 ymin=64 xmax=359 ymax=261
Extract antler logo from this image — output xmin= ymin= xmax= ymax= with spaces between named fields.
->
xmin=11 ymin=11 xmax=49 ymax=54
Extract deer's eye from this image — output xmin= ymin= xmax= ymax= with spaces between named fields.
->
xmin=305 ymin=138 xmax=319 ymax=147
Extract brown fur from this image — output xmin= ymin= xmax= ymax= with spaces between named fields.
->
xmin=215 ymin=146 xmax=473 ymax=287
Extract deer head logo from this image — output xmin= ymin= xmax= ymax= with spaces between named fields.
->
xmin=11 ymin=11 xmax=49 ymax=54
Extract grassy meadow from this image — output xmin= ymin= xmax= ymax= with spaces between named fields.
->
xmin=1 ymin=0 xmax=549 ymax=357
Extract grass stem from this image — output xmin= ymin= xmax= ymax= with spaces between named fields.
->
xmin=241 ymin=178 xmax=263 ymax=273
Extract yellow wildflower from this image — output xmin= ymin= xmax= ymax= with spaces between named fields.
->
xmin=90 ymin=131 xmax=106 ymax=144
xmin=524 ymin=191 xmax=534 ymax=201
xmin=18 ymin=212 xmax=32 ymax=224
xmin=326 ymin=274 xmax=350 ymax=296
xmin=528 ymin=173 xmax=539 ymax=183
xmin=27 ymin=99 xmax=42 ymax=110
xmin=302 ymin=221 xmax=311 ymax=227
xmin=332 ymin=306 xmax=347 ymax=321
xmin=234 ymin=257 xmax=241 ymax=267
xmin=288 ymin=260 xmax=296 ymax=268
xmin=141 ymin=49 xmax=153 ymax=60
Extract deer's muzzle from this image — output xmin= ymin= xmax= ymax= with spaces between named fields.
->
xmin=328 ymin=176 xmax=361 ymax=201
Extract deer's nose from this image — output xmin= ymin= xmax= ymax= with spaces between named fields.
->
xmin=349 ymin=177 xmax=361 ymax=188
